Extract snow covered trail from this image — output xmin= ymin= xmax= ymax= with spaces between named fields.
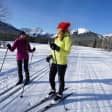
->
xmin=0 ymin=44 xmax=112 ymax=112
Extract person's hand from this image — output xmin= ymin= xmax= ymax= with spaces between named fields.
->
xmin=7 ymin=43 xmax=11 ymax=49
xmin=46 ymin=55 xmax=52 ymax=62
xmin=50 ymin=43 xmax=60 ymax=51
xmin=32 ymin=47 xmax=36 ymax=52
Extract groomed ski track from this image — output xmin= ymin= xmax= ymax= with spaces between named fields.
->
xmin=0 ymin=44 xmax=112 ymax=112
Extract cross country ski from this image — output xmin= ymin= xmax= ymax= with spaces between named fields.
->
xmin=36 ymin=93 xmax=73 ymax=112
xmin=24 ymin=88 xmax=69 ymax=112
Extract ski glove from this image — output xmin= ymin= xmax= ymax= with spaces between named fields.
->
xmin=50 ymin=43 xmax=60 ymax=51
xmin=7 ymin=43 xmax=11 ymax=50
xmin=32 ymin=47 xmax=36 ymax=52
xmin=46 ymin=55 xmax=52 ymax=62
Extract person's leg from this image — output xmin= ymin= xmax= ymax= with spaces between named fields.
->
xmin=49 ymin=63 xmax=57 ymax=92
xmin=24 ymin=59 xmax=30 ymax=83
xmin=17 ymin=60 xmax=23 ymax=84
xmin=53 ymin=65 xmax=67 ymax=101
xmin=57 ymin=65 xmax=67 ymax=95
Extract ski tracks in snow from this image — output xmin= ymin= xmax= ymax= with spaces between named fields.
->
xmin=0 ymin=45 xmax=112 ymax=112
xmin=0 ymin=57 xmax=49 ymax=111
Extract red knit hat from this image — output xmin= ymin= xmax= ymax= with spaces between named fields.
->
xmin=57 ymin=22 xmax=71 ymax=32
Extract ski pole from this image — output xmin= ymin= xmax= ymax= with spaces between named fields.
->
xmin=30 ymin=52 xmax=34 ymax=64
xmin=20 ymin=84 xmax=24 ymax=98
xmin=0 ymin=48 xmax=8 ymax=72
xmin=48 ymin=41 xmax=51 ymax=68
xmin=62 ymin=99 xmax=69 ymax=111
xmin=53 ymin=50 xmax=57 ymax=64
xmin=48 ymin=61 xmax=50 ymax=68
xmin=29 ymin=52 xmax=34 ymax=68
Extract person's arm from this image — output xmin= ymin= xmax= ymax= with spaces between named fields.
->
xmin=61 ymin=37 xmax=72 ymax=55
xmin=46 ymin=55 xmax=52 ymax=62
xmin=11 ymin=40 xmax=18 ymax=51
xmin=7 ymin=40 xmax=17 ymax=51
xmin=50 ymin=42 xmax=60 ymax=51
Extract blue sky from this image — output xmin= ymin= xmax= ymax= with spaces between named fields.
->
xmin=5 ymin=0 xmax=112 ymax=34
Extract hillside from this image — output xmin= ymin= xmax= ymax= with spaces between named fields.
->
xmin=71 ymin=28 xmax=103 ymax=47
xmin=0 ymin=21 xmax=51 ymax=42
xmin=0 ymin=21 xmax=110 ymax=48
xmin=0 ymin=21 xmax=21 ymax=35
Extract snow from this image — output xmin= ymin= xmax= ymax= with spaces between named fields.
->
xmin=21 ymin=27 xmax=51 ymax=37
xmin=0 ymin=44 xmax=112 ymax=112
xmin=77 ymin=28 xmax=90 ymax=34
xmin=70 ymin=30 xmax=77 ymax=34
xmin=71 ymin=28 xmax=90 ymax=35
xmin=21 ymin=27 xmax=43 ymax=35
xmin=103 ymin=34 xmax=112 ymax=37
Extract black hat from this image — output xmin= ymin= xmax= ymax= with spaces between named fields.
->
xmin=20 ymin=31 xmax=26 ymax=35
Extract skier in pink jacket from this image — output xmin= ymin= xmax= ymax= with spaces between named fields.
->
xmin=7 ymin=31 xmax=36 ymax=85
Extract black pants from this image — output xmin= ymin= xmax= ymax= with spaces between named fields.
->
xmin=17 ymin=60 xmax=29 ymax=81
xmin=49 ymin=63 xmax=67 ymax=95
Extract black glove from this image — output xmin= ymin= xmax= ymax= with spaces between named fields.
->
xmin=46 ymin=55 xmax=52 ymax=62
xmin=50 ymin=43 xmax=60 ymax=51
xmin=7 ymin=43 xmax=11 ymax=49
xmin=32 ymin=47 xmax=36 ymax=52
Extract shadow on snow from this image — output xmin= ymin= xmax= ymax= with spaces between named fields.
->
xmin=30 ymin=78 xmax=112 ymax=85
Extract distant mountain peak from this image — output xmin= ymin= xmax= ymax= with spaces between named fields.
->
xmin=103 ymin=33 xmax=112 ymax=37
xmin=71 ymin=28 xmax=90 ymax=35
xmin=77 ymin=28 xmax=90 ymax=34
xmin=21 ymin=27 xmax=53 ymax=38
xmin=21 ymin=27 xmax=43 ymax=35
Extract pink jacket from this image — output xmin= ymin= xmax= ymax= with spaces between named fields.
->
xmin=10 ymin=38 xmax=33 ymax=60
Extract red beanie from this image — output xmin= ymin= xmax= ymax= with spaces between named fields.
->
xmin=57 ymin=22 xmax=71 ymax=32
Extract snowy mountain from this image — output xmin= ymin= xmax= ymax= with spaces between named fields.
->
xmin=103 ymin=33 xmax=112 ymax=38
xmin=21 ymin=27 xmax=53 ymax=38
xmin=71 ymin=28 xmax=103 ymax=38
xmin=71 ymin=28 xmax=104 ymax=40
xmin=71 ymin=28 xmax=103 ymax=47
xmin=71 ymin=28 xmax=90 ymax=35
xmin=21 ymin=27 xmax=43 ymax=36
